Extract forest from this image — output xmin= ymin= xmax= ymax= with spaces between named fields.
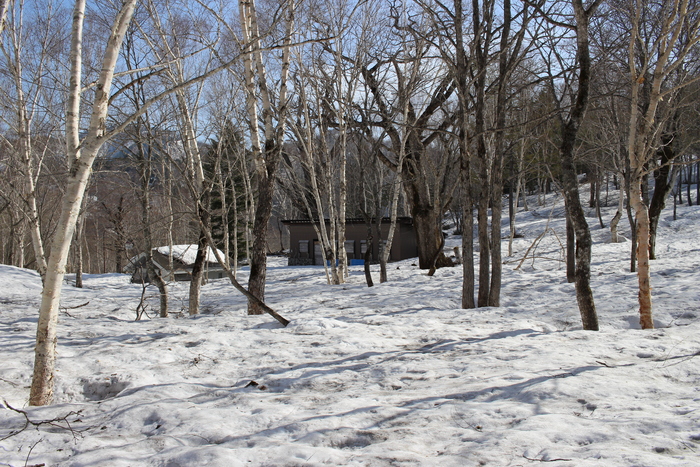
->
xmin=0 ymin=0 xmax=699 ymax=459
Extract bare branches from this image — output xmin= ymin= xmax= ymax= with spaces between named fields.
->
xmin=1 ymin=399 xmax=84 ymax=442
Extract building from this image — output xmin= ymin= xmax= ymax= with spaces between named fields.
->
xmin=125 ymin=244 xmax=226 ymax=282
xmin=283 ymin=217 xmax=418 ymax=266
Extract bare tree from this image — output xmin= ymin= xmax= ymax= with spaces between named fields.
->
xmin=144 ymin=0 xmax=219 ymax=316
xmin=0 ymin=0 xmax=66 ymax=281
xmin=357 ymin=6 xmax=458 ymax=271
xmin=30 ymin=0 xmax=249 ymax=405
xmin=537 ymin=0 xmax=602 ymax=330
xmin=30 ymin=0 xmax=140 ymax=406
xmin=624 ymin=0 xmax=700 ymax=329
xmin=238 ymin=0 xmax=294 ymax=314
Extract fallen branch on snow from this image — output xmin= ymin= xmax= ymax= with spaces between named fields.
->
xmin=1 ymin=399 xmax=84 ymax=442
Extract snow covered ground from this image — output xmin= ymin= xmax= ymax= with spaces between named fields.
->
xmin=1 ymin=193 xmax=699 ymax=466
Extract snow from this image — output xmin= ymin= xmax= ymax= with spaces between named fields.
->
xmin=155 ymin=244 xmax=226 ymax=265
xmin=2 ymin=193 xmax=700 ymax=466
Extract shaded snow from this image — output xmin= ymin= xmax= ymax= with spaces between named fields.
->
xmin=1 ymin=194 xmax=699 ymax=466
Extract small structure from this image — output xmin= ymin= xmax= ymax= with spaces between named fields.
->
xmin=125 ymin=244 xmax=226 ymax=283
xmin=283 ymin=217 xmax=418 ymax=266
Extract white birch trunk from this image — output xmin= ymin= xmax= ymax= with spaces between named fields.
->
xmin=3 ymin=2 xmax=50 ymax=280
xmin=626 ymin=0 xmax=697 ymax=329
xmin=0 ymin=0 xmax=11 ymax=36
xmin=239 ymin=0 xmax=293 ymax=312
xmin=30 ymin=0 xmax=137 ymax=406
xmin=610 ymin=172 xmax=625 ymax=243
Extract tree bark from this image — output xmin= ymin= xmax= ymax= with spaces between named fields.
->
xmin=239 ymin=0 xmax=293 ymax=314
xmin=30 ymin=0 xmax=138 ymax=406
xmin=451 ymin=0 xmax=475 ymax=308
xmin=248 ymin=164 xmax=275 ymax=314
xmin=610 ymin=210 xmax=622 ymax=243
xmin=74 ymin=202 xmax=86 ymax=288
xmin=472 ymin=0 xmax=490 ymax=306
xmin=0 ymin=0 xmax=11 ymax=36
xmin=561 ymin=137 xmax=598 ymax=330
xmin=565 ymin=205 xmax=575 ymax=283
xmin=554 ymin=0 xmax=601 ymax=331
xmin=364 ymin=231 xmax=374 ymax=287
xmin=631 ymin=186 xmax=653 ymax=328
xmin=188 ymin=211 xmax=210 ymax=317
xmin=648 ymin=128 xmax=676 ymax=259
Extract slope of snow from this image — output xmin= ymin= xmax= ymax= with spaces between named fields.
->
xmin=1 ymin=195 xmax=699 ymax=466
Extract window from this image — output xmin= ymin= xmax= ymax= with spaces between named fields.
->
xmin=344 ymin=240 xmax=355 ymax=255
xmin=298 ymin=240 xmax=309 ymax=256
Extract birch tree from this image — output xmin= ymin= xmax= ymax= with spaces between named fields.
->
xmin=0 ymin=0 xmax=11 ymax=36
xmin=30 ymin=0 xmax=139 ymax=406
xmin=282 ymin=0 xmax=367 ymax=284
xmin=30 ymin=0 xmax=247 ymax=405
xmin=144 ymin=0 xmax=218 ymax=316
xmin=0 ymin=0 xmax=65 ymax=281
xmin=624 ymin=0 xmax=700 ymax=329
xmin=286 ymin=67 xmax=343 ymax=284
xmin=238 ymin=0 xmax=294 ymax=314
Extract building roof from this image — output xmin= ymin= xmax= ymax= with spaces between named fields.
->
xmin=154 ymin=244 xmax=225 ymax=266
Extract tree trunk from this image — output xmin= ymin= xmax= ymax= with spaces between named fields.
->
xmin=554 ymin=0 xmax=600 ymax=331
xmin=139 ymin=141 xmax=167 ymax=318
xmin=488 ymin=173 xmax=502 ymax=307
xmin=452 ymin=0 xmax=474 ymax=308
xmin=565 ymin=205 xmax=575 ymax=283
xmin=408 ymin=199 xmax=450 ymax=270
xmin=379 ymin=155 xmax=404 ymax=283
xmin=511 ymin=143 xmax=526 ymax=257
xmin=595 ymin=167 xmax=605 ymax=228
xmin=610 ymin=210 xmax=622 ymax=243
xmin=610 ymin=175 xmax=625 ymax=243
xmin=648 ymin=131 xmax=675 ymax=259
xmin=248 ymin=166 xmax=275 ymax=314
xmin=188 ymin=205 xmax=210 ymax=316
xmin=561 ymin=148 xmax=598 ymax=330
xmin=630 ymin=181 xmax=653 ymax=329
xmin=696 ymin=159 xmax=699 ymax=205
xmin=11 ymin=29 xmax=48 ymax=281
xmin=74 ymin=207 xmax=85 ymax=288
xmin=364 ymin=231 xmax=374 ymax=287
xmin=473 ymin=12 xmax=490 ymax=306
xmin=30 ymin=0 xmax=137 ymax=406
xmin=0 ymin=0 xmax=10 ymax=36
xmin=379 ymin=254 xmax=387 ymax=283
xmin=686 ymin=164 xmax=692 ymax=206
xmin=239 ymin=0 xmax=293 ymax=313
xmin=477 ymin=174 xmax=490 ymax=307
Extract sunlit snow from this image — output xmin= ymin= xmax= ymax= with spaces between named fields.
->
xmin=1 ymin=193 xmax=699 ymax=466
xmin=154 ymin=244 xmax=225 ymax=265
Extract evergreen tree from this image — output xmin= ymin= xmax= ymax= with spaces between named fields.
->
xmin=206 ymin=121 xmax=251 ymax=263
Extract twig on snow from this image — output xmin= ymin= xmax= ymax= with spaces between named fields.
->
xmin=523 ymin=454 xmax=573 ymax=462
xmin=0 ymin=376 xmax=19 ymax=386
xmin=25 ymin=438 xmax=44 ymax=467
xmin=1 ymin=399 xmax=84 ymax=442
xmin=60 ymin=301 xmax=90 ymax=317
